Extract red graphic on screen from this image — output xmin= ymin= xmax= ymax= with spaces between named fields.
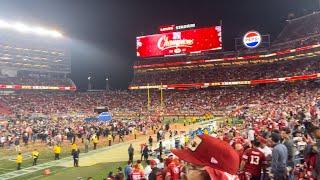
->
xmin=136 ymin=26 xmax=222 ymax=57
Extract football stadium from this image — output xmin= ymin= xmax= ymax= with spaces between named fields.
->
xmin=0 ymin=1 xmax=320 ymax=180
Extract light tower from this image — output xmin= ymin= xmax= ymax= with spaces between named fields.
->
xmin=88 ymin=74 xmax=92 ymax=90
xmin=105 ymin=76 xmax=110 ymax=91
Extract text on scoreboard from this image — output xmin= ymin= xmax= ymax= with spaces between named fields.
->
xmin=136 ymin=26 xmax=222 ymax=58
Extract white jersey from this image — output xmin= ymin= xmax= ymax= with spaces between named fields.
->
xmin=248 ymin=129 xmax=255 ymax=141
xmin=258 ymin=146 xmax=272 ymax=157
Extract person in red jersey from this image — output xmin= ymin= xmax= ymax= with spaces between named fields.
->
xmin=164 ymin=154 xmax=174 ymax=167
xmin=165 ymin=158 xmax=180 ymax=180
xmin=130 ymin=164 xmax=144 ymax=180
xmin=240 ymin=139 xmax=267 ymax=180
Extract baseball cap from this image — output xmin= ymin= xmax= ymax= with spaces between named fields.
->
xmin=171 ymin=134 xmax=240 ymax=175
xmin=150 ymin=159 xmax=157 ymax=166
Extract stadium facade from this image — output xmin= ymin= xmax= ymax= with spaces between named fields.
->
xmin=0 ymin=20 xmax=75 ymax=92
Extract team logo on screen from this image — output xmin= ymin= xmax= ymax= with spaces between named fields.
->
xmin=157 ymin=34 xmax=193 ymax=52
xmin=243 ymin=31 xmax=261 ymax=48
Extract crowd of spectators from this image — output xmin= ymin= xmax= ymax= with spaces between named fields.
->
xmin=0 ymin=76 xmax=73 ymax=86
xmin=0 ymin=79 xmax=319 ymax=152
xmin=0 ymin=114 xmax=162 ymax=151
xmin=0 ymin=91 xmax=147 ymax=117
xmin=0 ymin=90 xmax=163 ymax=150
xmin=98 ymin=80 xmax=320 ymax=180
xmin=132 ymin=57 xmax=320 ymax=85
xmin=99 ymin=80 xmax=320 ymax=179
xmin=1 ymin=78 xmax=317 ymax=119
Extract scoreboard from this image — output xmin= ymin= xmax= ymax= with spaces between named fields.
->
xmin=136 ymin=25 xmax=222 ymax=58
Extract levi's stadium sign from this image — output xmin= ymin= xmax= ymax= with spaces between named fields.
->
xmin=159 ymin=23 xmax=196 ymax=33
xmin=137 ymin=26 xmax=222 ymax=57
xmin=159 ymin=25 xmax=175 ymax=33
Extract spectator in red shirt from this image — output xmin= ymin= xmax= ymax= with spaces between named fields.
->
xmin=130 ymin=164 xmax=144 ymax=180
xmin=240 ymin=139 xmax=267 ymax=180
xmin=165 ymin=158 xmax=181 ymax=180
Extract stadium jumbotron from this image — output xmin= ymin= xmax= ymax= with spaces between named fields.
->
xmin=0 ymin=1 xmax=320 ymax=180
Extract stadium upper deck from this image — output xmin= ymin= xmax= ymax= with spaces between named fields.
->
xmin=0 ymin=42 xmax=70 ymax=74
xmin=0 ymin=20 xmax=74 ymax=91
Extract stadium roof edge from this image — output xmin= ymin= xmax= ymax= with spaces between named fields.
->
xmin=287 ymin=11 xmax=320 ymax=22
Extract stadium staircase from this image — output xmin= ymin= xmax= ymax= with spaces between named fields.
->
xmin=0 ymin=99 xmax=11 ymax=115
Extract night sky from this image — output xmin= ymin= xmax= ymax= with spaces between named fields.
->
xmin=0 ymin=0 xmax=318 ymax=90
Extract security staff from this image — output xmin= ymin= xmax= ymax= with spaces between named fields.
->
xmin=16 ymin=152 xmax=23 ymax=170
xmin=184 ymin=135 xmax=189 ymax=147
xmin=32 ymin=149 xmax=39 ymax=166
xmin=71 ymin=143 xmax=77 ymax=151
xmin=108 ymin=134 xmax=112 ymax=146
xmin=92 ymin=135 xmax=98 ymax=150
xmin=54 ymin=145 xmax=61 ymax=160
xmin=133 ymin=128 xmax=137 ymax=139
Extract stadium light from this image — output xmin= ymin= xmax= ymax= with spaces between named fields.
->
xmin=0 ymin=19 xmax=63 ymax=38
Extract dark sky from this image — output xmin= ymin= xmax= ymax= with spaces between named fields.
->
xmin=0 ymin=0 xmax=318 ymax=90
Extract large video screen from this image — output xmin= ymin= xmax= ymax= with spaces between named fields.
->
xmin=136 ymin=26 xmax=222 ymax=58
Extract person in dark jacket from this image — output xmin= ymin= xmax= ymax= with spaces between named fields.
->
xmin=159 ymin=141 xmax=163 ymax=158
xmin=143 ymin=145 xmax=149 ymax=162
xmin=157 ymin=131 xmax=161 ymax=142
xmin=270 ymin=132 xmax=288 ymax=180
xmin=313 ymin=127 xmax=320 ymax=177
xmin=148 ymin=160 xmax=163 ymax=180
xmin=128 ymin=144 xmax=134 ymax=163
xmin=115 ymin=167 xmax=124 ymax=180
xmin=280 ymin=128 xmax=295 ymax=167
xmin=148 ymin=136 xmax=153 ymax=147
xmin=72 ymin=148 xmax=80 ymax=167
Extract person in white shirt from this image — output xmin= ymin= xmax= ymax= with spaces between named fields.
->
xmin=144 ymin=160 xmax=152 ymax=179
xmin=258 ymin=138 xmax=272 ymax=159
xmin=0 ymin=136 xmax=5 ymax=147
xmin=247 ymin=127 xmax=255 ymax=141
xmin=157 ymin=158 xmax=164 ymax=169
